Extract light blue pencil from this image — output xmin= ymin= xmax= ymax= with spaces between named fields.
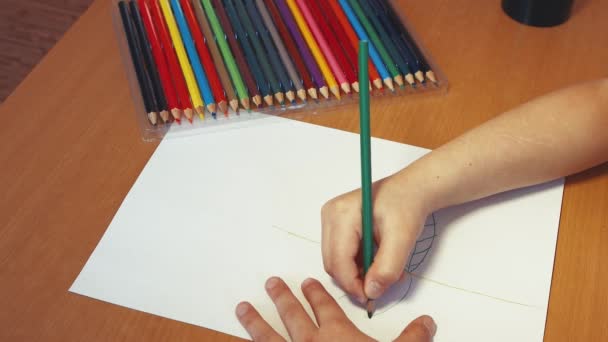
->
xmin=169 ymin=0 xmax=216 ymax=115
xmin=337 ymin=0 xmax=394 ymax=91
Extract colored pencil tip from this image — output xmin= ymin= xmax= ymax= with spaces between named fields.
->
xmin=188 ymin=118 xmax=193 ymax=124
xmin=212 ymin=112 xmax=217 ymax=119
xmin=366 ymin=300 xmax=375 ymax=319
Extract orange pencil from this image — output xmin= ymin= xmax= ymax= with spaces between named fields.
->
xmin=179 ymin=0 xmax=228 ymax=115
xmin=326 ymin=0 xmax=386 ymax=90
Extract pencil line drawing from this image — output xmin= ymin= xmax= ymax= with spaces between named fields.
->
xmin=271 ymin=224 xmax=320 ymax=244
xmin=272 ymin=214 xmax=537 ymax=311
xmin=372 ymin=213 xmax=437 ymax=316
xmin=409 ymin=273 xmax=537 ymax=308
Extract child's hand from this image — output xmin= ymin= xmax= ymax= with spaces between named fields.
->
xmin=236 ymin=277 xmax=436 ymax=342
xmin=321 ymin=174 xmax=432 ymax=303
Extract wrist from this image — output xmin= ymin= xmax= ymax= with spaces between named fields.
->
xmin=388 ymin=156 xmax=451 ymax=214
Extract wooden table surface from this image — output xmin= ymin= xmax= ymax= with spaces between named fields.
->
xmin=1 ymin=0 xmax=607 ymax=341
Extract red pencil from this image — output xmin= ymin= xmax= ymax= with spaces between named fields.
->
xmin=179 ymin=0 xmax=228 ymax=115
xmin=262 ymin=0 xmax=317 ymax=101
xmin=306 ymin=0 xmax=359 ymax=92
xmin=148 ymin=0 xmax=194 ymax=122
xmin=136 ymin=0 xmax=180 ymax=122
xmin=325 ymin=0 xmax=384 ymax=90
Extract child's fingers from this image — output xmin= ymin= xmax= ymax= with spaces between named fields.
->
xmin=326 ymin=223 xmax=367 ymax=303
xmin=321 ymin=198 xmax=367 ymax=304
xmin=301 ymin=278 xmax=348 ymax=326
xmin=394 ymin=315 xmax=436 ymax=342
xmin=235 ymin=302 xmax=285 ymax=342
xmin=364 ymin=228 xmax=417 ymax=299
xmin=265 ymin=277 xmax=316 ymax=341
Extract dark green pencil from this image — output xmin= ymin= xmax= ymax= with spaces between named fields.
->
xmin=223 ymin=0 xmax=272 ymax=106
xmin=228 ymin=0 xmax=284 ymax=105
xmin=348 ymin=0 xmax=403 ymax=88
xmin=356 ymin=0 xmax=414 ymax=86
xmin=359 ymin=40 xmax=375 ymax=319
xmin=245 ymin=0 xmax=295 ymax=104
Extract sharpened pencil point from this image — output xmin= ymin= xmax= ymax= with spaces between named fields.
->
xmin=366 ymin=300 xmax=375 ymax=319
xmin=426 ymin=71 xmax=438 ymax=84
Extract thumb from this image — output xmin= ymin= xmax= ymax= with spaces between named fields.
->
xmin=393 ymin=315 xmax=436 ymax=342
xmin=364 ymin=230 xmax=416 ymax=299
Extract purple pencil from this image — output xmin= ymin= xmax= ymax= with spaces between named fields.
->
xmin=273 ymin=0 xmax=328 ymax=99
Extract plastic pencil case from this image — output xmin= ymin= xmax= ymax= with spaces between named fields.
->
xmin=112 ymin=0 xmax=448 ymax=141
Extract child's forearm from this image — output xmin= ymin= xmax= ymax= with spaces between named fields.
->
xmin=395 ymin=79 xmax=608 ymax=212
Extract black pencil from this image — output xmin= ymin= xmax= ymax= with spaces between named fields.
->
xmin=118 ymin=1 xmax=158 ymax=125
xmin=377 ymin=0 xmax=437 ymax=83
xmin=129 ymin=1 xmax=169 ymax=122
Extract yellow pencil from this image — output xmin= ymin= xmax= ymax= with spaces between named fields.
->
xmin=286 ymin=0 xmax=340 ymax=100
xmin=159 ymin=0 xmax=205 ymax=119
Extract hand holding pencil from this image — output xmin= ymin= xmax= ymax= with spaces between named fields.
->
xmin=321 ymin=40 xmax=432 ymax=315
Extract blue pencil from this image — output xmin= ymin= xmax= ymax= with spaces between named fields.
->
xmin=337 ymin=0 xmax=394 ymax=91
xmin=169 ymin=0 xmax=216 ymax=115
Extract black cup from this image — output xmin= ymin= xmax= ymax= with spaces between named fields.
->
xmin=502 ymin=0 xmax=574 ymax=27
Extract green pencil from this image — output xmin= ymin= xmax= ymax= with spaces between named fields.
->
xmin=359 ymin=40 xmax=375 ymax=319
xmin=356 ymin=0 xmax=414 ymax=86
xmin=200 ymin=0 xmax=250 ymax=110
xmin=348 ymin=0 xmax=404 ymax=88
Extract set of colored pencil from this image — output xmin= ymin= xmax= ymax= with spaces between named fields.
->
xmin=117 ymin=0 xmax=437 ymax=126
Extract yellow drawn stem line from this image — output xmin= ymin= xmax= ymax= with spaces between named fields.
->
xmin=408 ymin=273 xmax=539 ymax=308
xmin=271 ymin=225 xmax=539 ymax=309
xmin=271 ymin=225 xmax=320 ymax=244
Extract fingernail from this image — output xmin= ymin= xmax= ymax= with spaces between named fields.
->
xmin=236 ymin=302 xmax=249 ymax=318
xmin=366 ymin=280 xmax=383 ymax=299
xmin=302 ymin=278 xmax=316 ymax=289
xmin=265 ymin=277 xmax=280 ymax=291
xmin=422 ymin=316 xmax=437 ymax=337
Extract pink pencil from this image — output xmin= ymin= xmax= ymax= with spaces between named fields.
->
xmin=295 ymin=0 xmax=350 ymax=94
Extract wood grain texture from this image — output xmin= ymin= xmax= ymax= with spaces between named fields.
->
xmin=0 ymin=0 xmax=93 ymax=103
xmin=0 ymin=0 xmax=607 ymax=341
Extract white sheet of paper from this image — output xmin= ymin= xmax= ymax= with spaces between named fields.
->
xmin=70 ymin=115 xmax=564 ymax=341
